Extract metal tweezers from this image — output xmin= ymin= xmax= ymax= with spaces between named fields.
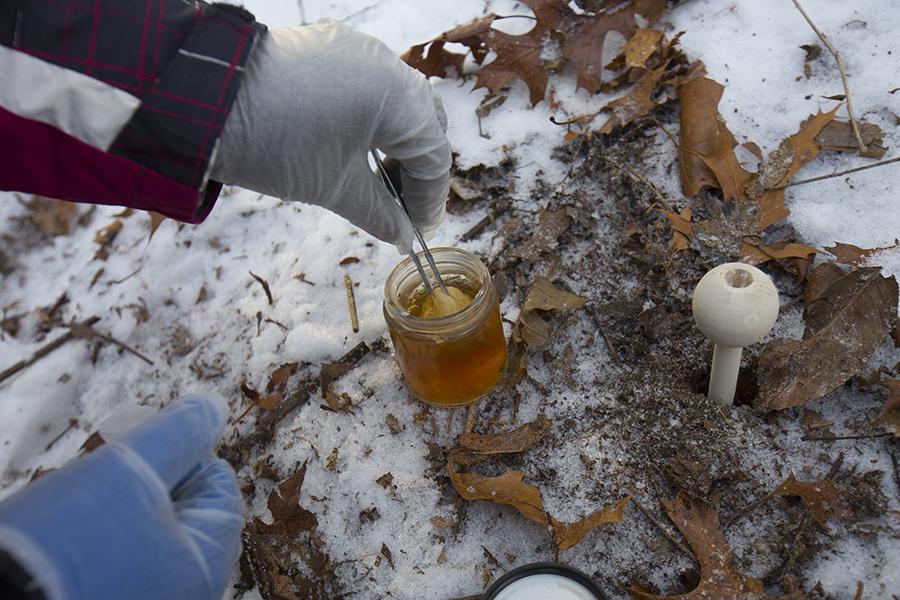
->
xmin=371 ymin=151 xmax=448 ymax=295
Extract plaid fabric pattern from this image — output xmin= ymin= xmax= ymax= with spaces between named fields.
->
xmin=2 ymin=0 xmax=264 ymax=193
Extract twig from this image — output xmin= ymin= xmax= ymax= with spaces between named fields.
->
xmin=632 ymin=497 xmax=694 ymax=559
xmin=464 ymin=402 xmax=477 ymax=434
xmin=724 ymin=491 xmax=774 ymax=529
xmin=599 ymin=155 xmax=674 ymax=212
xmin=802 ymin=431 xmax=892 ymax=441
xmin=460 ymin=209 xmax=505 ymax=242
xmin=790 ymin=0 xmax=867 ymax=153
xmin=650 ymin=118 xmax=680 ymax=149
xmin=770 ymin=155 xmax=900 ymax=190
xmin=44 ymin=418 xmax=78 ymax=452
xmin=108 ymin=267 xmax=142 ymax=285
xmin=0 ymin=317 xmax=100 ymax=384
xmin=219 ymin=341 xmax=372 ymax=469
xmin=344 ymin=274 xmax=359 ymax=333
xmin=67 ymin=321 xmax=154 ymax=365
xmin=889 ymin=447 xmax=900 ymax=497
xmin=249 ymin=271 xmax=274 ymax=305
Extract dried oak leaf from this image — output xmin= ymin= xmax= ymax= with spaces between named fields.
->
xmin=29 ymin=197 xmax=79 ymax=236
xmin=401 ymin=14 xmax=496 ymax=78
xmin=93 ymin=220 xmax=123 ymax=261
xmin=511 ymin=207 xmax=572 ymax=262
xmin=551 ymin=496 xmax=630 ymax=551
xmin=678 ymin=77 xmax=756 ymax=203
xmin=816 ymin=120 xmax=887 ymax=159
xmin=873 ymin=379 xmax=900 ymax=437
xmin=803 ymin=262 xmax=845 ymax=312
xmin=561 ymin=6 xmax=636 ymax=94
xmin=267 ymin=362 xmax=299 ymax=394
xmin=755 ymin=267 xmax=899 ymax=411
xmin=624 ymin=28 xmax=664 ymax=68
xmin=665 ymin=207 xmax=692 ymax=251
xmin=740 ymin=240 xmax=817 ymax=279
xmin=148 ymin=212 xmax=165 ymax=241
xmin=629 ymin=492 xmax=765 ymax=600
xmin=448 ymin=467 xmax=549 ymax=526
xmin=599 ymin=60 xmax=671 ymax=135
xmin=825 ymin=240 xmax=900 ymax=265
xmin=772 ymin=474 xmax=849 ymax=528
xmin=453 ymin=416 xmax=552 ymax=467
xmin=513 ymin=276 xmax=588 ymax=348
xmin=255 ymin=460 xmax=318 ymax=537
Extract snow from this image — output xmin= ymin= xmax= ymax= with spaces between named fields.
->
xmin=1 ymin=0 xmax=899 ymax=599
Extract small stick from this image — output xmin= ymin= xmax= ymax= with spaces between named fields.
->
xmin=802 ymin=431 xmax=892 ymax=441
xmin=599 ymin=155 xmax=674 ymax=212
xmin=464 ymin=402 xmax=477 ymax=434
xmin=632 ymin=497 xmax=694 ymax=559
xmin=770 ymin=155 xmax=900 ymax=190
xmin=344 ymin=274 xmax=359 ymax=333
xmin=790 ymin=0 xmax=867 ymax=153
xmin=44 ymin=418 xmax=79 ymax=452
xmin=459 ymin=212 xmax=494 ymax=242
xmin=249 ymin=271 xmax=274 ymax=305
xmin=67 ymin=322 xmax=154 ymax=365
xmin=650 ymin=118 xmax=680 ymax=149
xmin=0 ymin=317 xmax=100 ymax=384
xmin=724 ymin=491 xmax=774 ymax=529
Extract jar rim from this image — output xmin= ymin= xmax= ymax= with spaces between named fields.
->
xmin=383 ymin=247 xmax=491 ymax=332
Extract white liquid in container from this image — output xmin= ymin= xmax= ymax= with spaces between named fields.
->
xmin=492 ymin=574 xmax=599 ymax=600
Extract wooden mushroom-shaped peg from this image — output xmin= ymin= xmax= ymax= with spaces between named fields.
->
xmin=692 ymin=263 xmax=780 ymax=405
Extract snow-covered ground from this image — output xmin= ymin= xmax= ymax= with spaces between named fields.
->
xmin=1 ymin=1 xmax=898 ymax=598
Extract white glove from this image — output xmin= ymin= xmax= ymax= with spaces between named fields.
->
xmin=211 ymin=19 xmax=452 ymax=251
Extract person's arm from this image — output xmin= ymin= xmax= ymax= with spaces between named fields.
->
xmin=0 ymin=0 xmax=264 ymax=223
xmin=0 ymin=394 xmax=243 ymax=600
xmin=1 ymin=2 xmax=451 ymax=251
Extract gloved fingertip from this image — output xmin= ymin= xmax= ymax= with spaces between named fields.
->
xmin=170 ymin=392 xmax=230 ymax=434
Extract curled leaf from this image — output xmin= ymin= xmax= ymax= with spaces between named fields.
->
xmin=629 ymin=492 xmax=765 ymax=600
xmin=756 ymin=268 xmax=899 ymax=411
xmin=772 ymin=474 xmax=849 ymax=527
xmin=551 ymin=496 xmax=630 ymax=551
xmin=448 ymin=467 xmax=549 ymax=527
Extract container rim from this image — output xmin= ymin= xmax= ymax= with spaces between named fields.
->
xmin=483 ymin=562 xmax=608 ymax=600
xmin=383 ymin=247 xmax=491 ymax=332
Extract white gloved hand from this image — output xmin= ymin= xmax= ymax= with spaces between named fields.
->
xmin=211 ymin=19 xmax=452 ymax=252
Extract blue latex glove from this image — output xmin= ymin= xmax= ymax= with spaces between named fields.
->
xmin=0 ymin=393 xmax=243 ymax=600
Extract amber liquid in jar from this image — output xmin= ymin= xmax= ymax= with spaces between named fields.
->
xmin=384 ymin=249 xmax=507 ymax=407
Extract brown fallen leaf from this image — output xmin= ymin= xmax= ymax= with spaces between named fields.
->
xmin=678 ymin=77 xmax=755 ymax=202
xmin=513 ymin=276 xmax=588 ymax=348
xmin=873 ymin=379 xmax=900 ymax=437
xmin=740 ymin=240 xmax=818 ymax=279
xmin=755 ymin=267 xmax=899 ymax=411
xmin=453 ymin=416 xmax=552 ymax=466
xmin=751 ymin=106 xmax=841 ymax=193
xmin=94 ymin=220 xmax=123 ymax=261
xmin=825 ymin=240 xmax=900 ymax=265
xmin=629 ymin=492 xmax=765 ymax=600
xmin=599 ymin=60 xmax=671 ymax=135
xmin=148 ymin=212 xmax=165 ymax=241
xmin=551 ymin=496 xmax=630 ymax=551
xmin=817 ymin=120 xmax=887 ymax=159
xmin=803 ymin=262 xmax=845 ymax=312
xmin=339 ymin=256 xmax=360 ymax=266
xmin=772 ymin=474 xmax=849 ymax=528
xmin=401 ymin=14 xmax=496 ymax=78
xmin=511 ymin=207 xmax=572 ymax=262
xmin=624 ymin=28 xmax=664 ymax=68
xmin=448 ymin=467 xmax=549 ymax=527
xmin=29 ymin=197 xmax=79 ymax=236
xmin=561 ymin=6 xmax=636 ymax=94
xmin=255 ymin=460 xmax=318 ymax=537
xmin=634 ymin=0 xmax=669 ymax=22
xmin=267 ymin=362 xmax=299 ymax=394
xmin=665 ymin=207 xmax=692 ymax=251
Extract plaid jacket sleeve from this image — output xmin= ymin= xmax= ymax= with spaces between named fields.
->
xmin=0 ymin=0 xmax=266 ymax=223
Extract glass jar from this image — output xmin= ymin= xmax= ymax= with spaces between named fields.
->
xmin=383 ymin=248 xmax=507 ymax=407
